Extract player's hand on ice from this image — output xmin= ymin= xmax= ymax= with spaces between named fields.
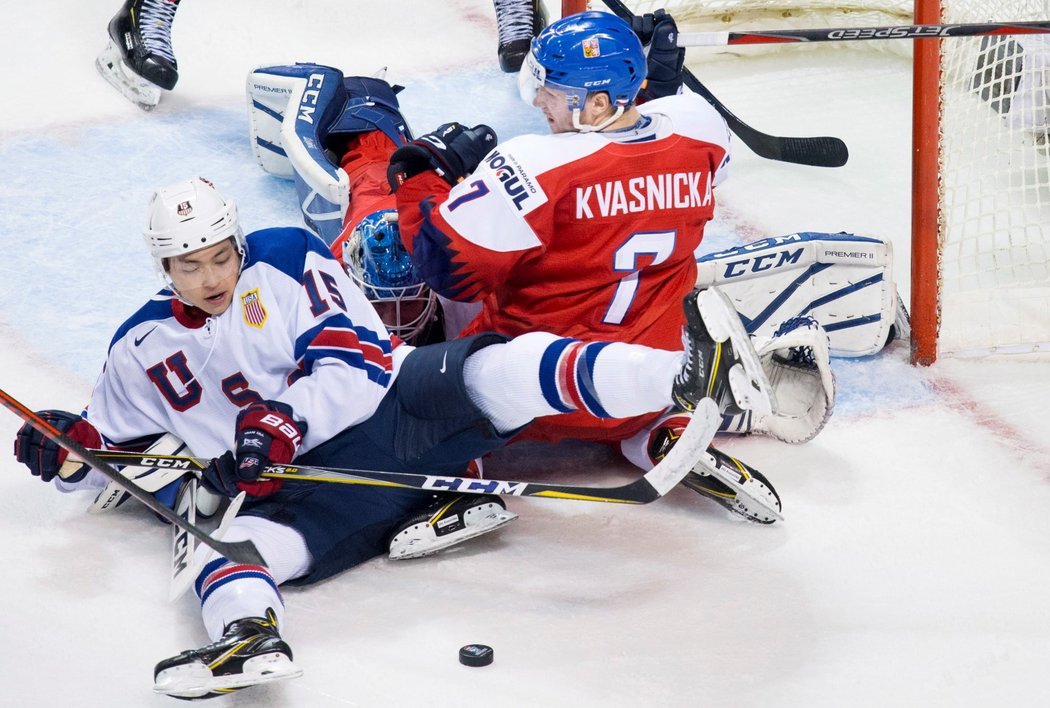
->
xmin=202 ymin=401 xmax=306 ymax=497
xmin=633 ymin=10 xmax=685 ymax=101
xmin=387 ymin=122 xmax=497 ymax=190
xmin=13 ymin=410 xmax=101 ymax=483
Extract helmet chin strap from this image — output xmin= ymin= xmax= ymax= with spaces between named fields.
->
xmin=572 ymin=105 xmax=625 ymax=133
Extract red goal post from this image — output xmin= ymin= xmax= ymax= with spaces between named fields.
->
xmin=558 ymin=0 xmax=1050 ymax=364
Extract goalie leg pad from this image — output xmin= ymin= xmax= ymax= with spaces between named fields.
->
xmin=247 ymin=64 xmax=412 ymax=245
xmin=248 ymin=63 xmax=351 ymax=244
xmin=247 ymin=63 xmax=307 ymax=178
xmin=87 ymin=433 xmax=223 ymax=514
xmin=697 ymin=232 xmax=898 ymax=357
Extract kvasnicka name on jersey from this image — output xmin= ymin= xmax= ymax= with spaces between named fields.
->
xmin=575 ymin=171 xmax=713 ymax=219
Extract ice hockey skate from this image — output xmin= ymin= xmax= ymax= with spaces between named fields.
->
xmin=153 ymin=608 xmax=302 ymax=700
xmin=673 ymin=287 xmax=775 ymax=419
xmin=682 ymin=448 xmax=782 ymax=524
xmin=96 ymin=0 xmax=181 ymax=110
xmin=388 ymin=493 xmax=518 ymax=559
xmin=493 ymin=0 xmax=548 ymax=73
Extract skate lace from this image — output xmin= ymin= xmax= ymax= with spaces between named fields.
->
xmin=139 ymin=0 xmax=178 ymax=63
xmin=678 ymin=329 xmax=695 ymax=381
xmin=772 ymin=316 xmax=818 ymax=367
xmin=494 ymin=0 xmax=535 ymax=44
xmin=672 ymin=327 xmax=699 ymax=410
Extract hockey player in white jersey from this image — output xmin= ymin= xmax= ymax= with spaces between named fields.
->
xmin=13 ymin=177 xmax=772 ymax=699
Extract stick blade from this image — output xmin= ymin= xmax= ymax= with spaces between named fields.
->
xmin=779 ymin=136 xmax=850 ymax=167
xmin=742 ymin=129 xmax=850 ymax=167
xmin=213 ymin=538 xmax=266 ymax=566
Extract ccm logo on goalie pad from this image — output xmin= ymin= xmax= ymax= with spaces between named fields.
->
xmin=295 ymin=72 xmax=327 ymax=125
xmin=718 ymin=246 xmax=805 ymax=278
xmin=696 ymin=232 xmax=896 ymax=357
xmin=703 ymin=233 xmax=886 ymax=277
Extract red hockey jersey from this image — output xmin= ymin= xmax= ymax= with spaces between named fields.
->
xmin=398 ymin=92 xmax=731 ymax=443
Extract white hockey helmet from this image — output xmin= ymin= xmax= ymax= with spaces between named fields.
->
xmin=143 ymin=177 xmax=245 ymax=275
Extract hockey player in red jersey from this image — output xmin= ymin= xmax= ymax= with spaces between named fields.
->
xmin=243 ymin=14 xmax=838 ymax=524
xmin=389 ymin=11 xmax=795 ymax=522
xmin=392 ymin=11 xmax=726 ymax=436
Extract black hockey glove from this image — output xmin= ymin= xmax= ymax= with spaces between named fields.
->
xmin=633 ymin=10 xmax=686 ymax=102
xmin=202 ymin=401 xmax=307 ymax=498
xmin=387 ymin=122 xmax=498 ymax=191
xmin=14 ymin=410 xmax=101 ymax=483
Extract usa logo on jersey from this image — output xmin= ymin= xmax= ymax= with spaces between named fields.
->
xmin=241 ymin=289 xmax=268 ymax=328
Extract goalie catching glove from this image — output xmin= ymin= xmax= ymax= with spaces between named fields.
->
xmin=14 ymin=410 xmax=102 ymax=483
xmin=387 ymin=122 xmax=497 ymax=190
xmin=721 ymin=316 xmax=835 ymax=444
xmin=203 ymin=401 xmax=307 ymax=498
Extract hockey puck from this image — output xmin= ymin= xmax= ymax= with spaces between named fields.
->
xmin=459 ymin=644 xmax=494 ymax=667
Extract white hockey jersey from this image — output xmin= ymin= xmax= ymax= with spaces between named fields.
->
xmin=87 ymin=227 xmax=407 ymax=458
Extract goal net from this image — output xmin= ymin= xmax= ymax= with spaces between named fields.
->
xmin=565 ymin=0 xmax=1050 ymax=361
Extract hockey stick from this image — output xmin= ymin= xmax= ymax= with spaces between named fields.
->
xmin=0 ymin=387 xmax=265 ymax=566
xmin=599 ymin=0 xmax=849 ymax=167
xmin=89 ymin=399 xmax=722 ymax=505
xmin=677 ymin=21 xmax=1050 ymax=48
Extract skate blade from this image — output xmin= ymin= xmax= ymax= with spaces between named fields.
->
xmin=153 ymin=654 xmax=303 ymax=699
xmin=388 ymin=507 xmax=518 ymax=560
xmin=95 ymin=41 xmax=161 ymax=111
xmin=696 ymin=287 xmax=776 ymax=418
xmin=694 ymin=452 xmax=784 ymax=523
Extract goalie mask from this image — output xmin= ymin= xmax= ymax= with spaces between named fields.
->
xmin=143 ymin=177 xmax=246 ymax=288
xmin=345 ymin=209 xmax=437 ymax=344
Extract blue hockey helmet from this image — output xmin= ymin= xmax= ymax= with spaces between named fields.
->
xmin=519 ymin=11 xmax=646 ymax=114
xmin=345 ymin=209 xmax=437 ymax=343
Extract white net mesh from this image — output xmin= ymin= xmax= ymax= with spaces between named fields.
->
xmin=938 ymin=2 xmax=1050 ymax=356
xmin=590 ymin=0 xmax=1050 ymax=357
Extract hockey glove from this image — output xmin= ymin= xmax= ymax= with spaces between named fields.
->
xmin=387 ymin=122 xmax=497 ymax=191
xmin=14 ymin=410 xmax=101 ymax=483
xmin=202 ymin=401 xmax=307 ymax=497
xmin=633 ymin=10 xmax=686 ymax=102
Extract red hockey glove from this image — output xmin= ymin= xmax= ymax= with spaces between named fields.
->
xmin=14 ymin=410 xmax=101 ymax=483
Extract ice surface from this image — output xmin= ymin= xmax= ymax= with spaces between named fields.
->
xmin=2 ymin=2 xmax=1049 ymax=706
